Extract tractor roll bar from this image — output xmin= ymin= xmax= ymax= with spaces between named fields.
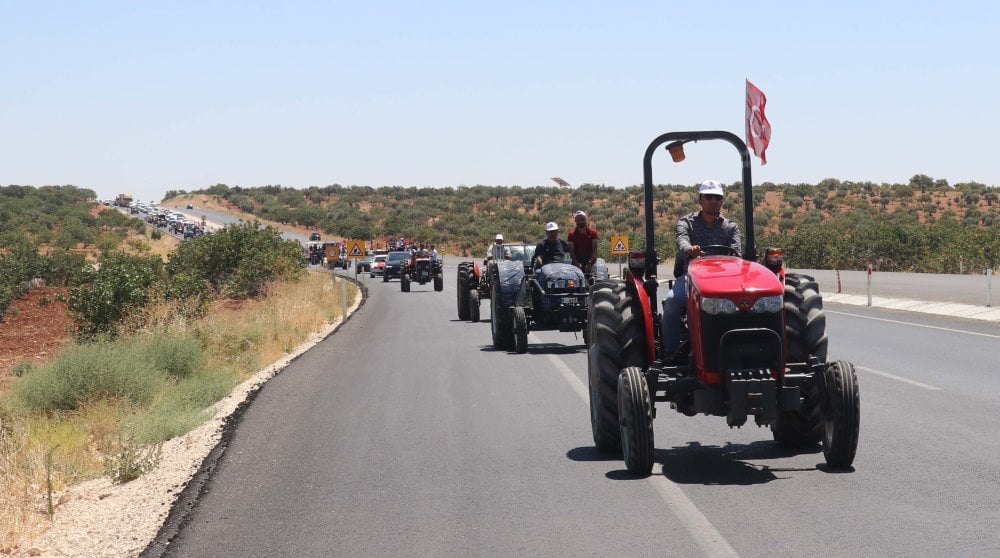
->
xmin=642 ymin=131 xmax=756 ymax=282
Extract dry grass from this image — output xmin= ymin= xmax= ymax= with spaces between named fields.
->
xmin=0 ymin=270 xmax=359 ymax=550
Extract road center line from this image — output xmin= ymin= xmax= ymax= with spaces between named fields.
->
xmin=827 ymin=310 xmax=1000 ymax=339
xmin=855 ymin=365 xmax=941 ymax=391
xmin=544 ymin=347 xmax=740 ymax=558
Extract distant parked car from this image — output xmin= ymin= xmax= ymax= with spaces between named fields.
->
xmin=357 ymin=254 xmax=374 ymax=273
xmin=309 ymin=232 xmax=322 ymax=241
xmin=186 ymin=204 xmax=194 ymax=210
xmin=371 ymin=255 xmax=387 ymax=278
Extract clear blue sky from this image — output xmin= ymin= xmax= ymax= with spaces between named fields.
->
xmin=2 ymin=1 xmax=998 ymax=203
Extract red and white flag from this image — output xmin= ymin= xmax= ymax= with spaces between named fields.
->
xmin=745 ymin=79 xmax=771 ymax=164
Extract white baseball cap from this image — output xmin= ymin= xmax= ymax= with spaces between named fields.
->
xmin=699 ymin=180 xmax=725 ymax=197
xmin=495 ymin=233 xmax=504 ymax=240
xmin=573 ymin=210 xmax=586 ymax=218
xmin=545 ymin=222 xmax=559 ymax=231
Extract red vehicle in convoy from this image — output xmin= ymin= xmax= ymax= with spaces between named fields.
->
xmin=587 ymin=130 xmax=860 ymax=476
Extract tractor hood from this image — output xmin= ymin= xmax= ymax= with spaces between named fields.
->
xmin=688 ymin=256 xmax=783 ymax=299
xmin=539 ymin=262 xmax=585 ymax=281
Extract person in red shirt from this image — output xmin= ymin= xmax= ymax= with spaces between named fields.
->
xmin=568 ymin=210 xmax=599 ymax=273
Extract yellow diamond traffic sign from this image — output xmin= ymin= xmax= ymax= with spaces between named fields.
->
xmin=610 ymin=235 xmax=629 ymax=255
xmin=346 ymin=240 xmax=366 ymax=258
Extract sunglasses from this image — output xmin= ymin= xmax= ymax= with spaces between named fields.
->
xmin=701 ymin=195 xmax=723 ymax=201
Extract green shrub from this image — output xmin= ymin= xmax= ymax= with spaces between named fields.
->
xmin=0 ymin=239 xmax=42 ymax=311
xmin=69 ymin=251 xmax=165 ymax=339
xmin=150 ymin=228 xmax=162 ymax=241
xmin=12 ymin=360 xmax=34 ymax=377
xmin=10 ymin=342 xmax=167 ymax=412
xmin=104 ymin=437 xmax=162 ymax=483
xmin=166 ymin=221 xmax=304 ymax=298
xmin=0 ymin=282 xmax=13 ymax=321
xmin=129 ymin=367 xmax=238 ymax=444
xmin=39 ymin=250 xmax=92 ymax=287
xmin=128 ymin=335 xmax=204 ymax=380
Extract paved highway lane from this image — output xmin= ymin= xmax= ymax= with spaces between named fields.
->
xmin=154 ymin=268 xmax=1000 ymax=557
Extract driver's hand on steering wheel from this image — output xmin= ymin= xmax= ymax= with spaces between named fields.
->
xmin=687 ymin=245 xmax=704 ymax=258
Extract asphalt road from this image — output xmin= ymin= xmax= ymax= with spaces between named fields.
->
xmin=149 ymin=265 xmax=1000 ymax=557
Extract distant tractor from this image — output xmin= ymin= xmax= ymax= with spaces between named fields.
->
xmin=400 ymin=253 xmax=444 ymax=292
xmin=456 ymin=244 xmax=535 ymax=323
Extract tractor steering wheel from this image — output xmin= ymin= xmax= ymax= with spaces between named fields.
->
xmin=697 ymin=245 xmax=740 ymax=257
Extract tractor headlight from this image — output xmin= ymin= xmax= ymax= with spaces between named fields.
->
xmin=701 ymin=297 xmax=739 ymax=315
xmin=750 ymin=295 xmax=783 ymax=313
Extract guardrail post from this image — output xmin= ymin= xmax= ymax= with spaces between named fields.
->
xmin=340 ymin=275 xmax=348 ymax=314
xmin=866 ymin=265 xmax=873 ymax=307
xmin=987 ymin=268 xmax=993 ymax=308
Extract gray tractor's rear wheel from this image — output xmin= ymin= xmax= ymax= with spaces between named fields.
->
xmin=588 ymin=279 xmax=649 ymax=453
xmin=457 ymin=263 xmax=472 ymax=319
xmin=469 ymin=289 xmax=481 ymax=323
xmin=821 ymin=360 xmax=860 ymax=468
xmin=513 ymin=307 xmax=528 ymax=354
xmin=618 ymin=366 xmax=654 ymax=476
xmin=772 ymin=273 xmax=828 ymax=446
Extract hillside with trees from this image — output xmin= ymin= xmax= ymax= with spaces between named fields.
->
xmin=170 ymin=174 xmax=1000 ymax=274
xmin=1 ymin=185 xmax=352 ymax=547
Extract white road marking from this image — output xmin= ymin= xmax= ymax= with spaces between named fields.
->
xmin=827 ymin=310 xmax=1000 ymax=339
xmin=855 ymin=365 xmax=941 ymax=391
xmin=544 ymin=345 xmax=740 ymax=558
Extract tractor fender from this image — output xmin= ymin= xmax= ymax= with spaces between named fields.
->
xmin=495 ymin=260 xmax=524 ymax=309
xmin=626 ymin=271 xmax=656 ymax=364
xmin=592 ymin=258 xmax=610 ymax=281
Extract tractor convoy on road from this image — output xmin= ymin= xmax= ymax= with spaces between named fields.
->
xmin=339 ymin=129 xmax=861 ymax=478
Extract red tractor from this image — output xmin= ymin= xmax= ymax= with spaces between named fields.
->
xmin=456 ymin=244 xmax=535 ymax=323
xmin=588 ymin=130 xmax=860 ymax=476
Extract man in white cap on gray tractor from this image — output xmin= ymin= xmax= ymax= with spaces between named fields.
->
xmin=533 ymin=221 xmax=569 ymax=269
xmin=486 ymin=233 xmax=512 ymax=265
xmin=662 ymin=179 xmax=742 ymax=361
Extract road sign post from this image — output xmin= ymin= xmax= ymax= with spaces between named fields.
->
xmin=610 ymin=235 xmax=629 ymax=277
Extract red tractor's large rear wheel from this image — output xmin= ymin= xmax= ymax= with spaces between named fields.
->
xmin=588 ymin=279 xmax=648 ymax=453
xmin=457 ymin=262 xmax=473 ymax=319
xmin=772 ymin=273 xmax=828 ymax=446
